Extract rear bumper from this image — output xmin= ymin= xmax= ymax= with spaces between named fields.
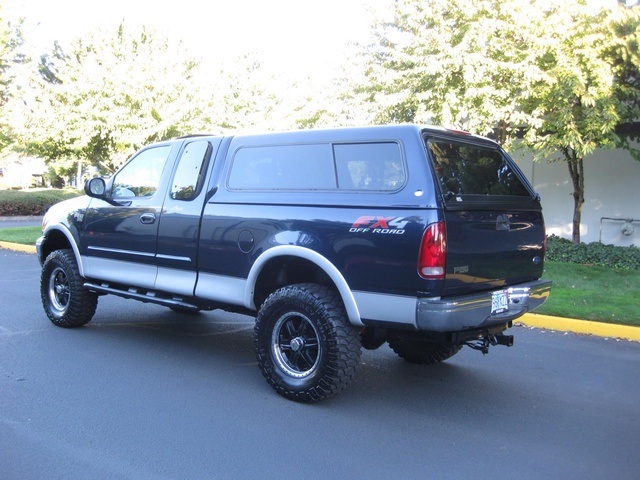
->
xmin=416 ymin=279 xmax=552 ymax=332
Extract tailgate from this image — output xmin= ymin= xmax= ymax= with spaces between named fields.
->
xmin=443 ymin=207 xmax=545 ymax=296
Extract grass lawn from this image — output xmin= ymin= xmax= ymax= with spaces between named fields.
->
xmin=537 ymin=261 xmax=639 ymax=327
xmin=0 ymin=226 xmax=42 ymax=245
xmin=0 ymin=226 xmax=637 ymax=327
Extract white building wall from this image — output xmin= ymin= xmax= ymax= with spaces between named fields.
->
xmin=513 ymin=147 xmax=640 ymax=246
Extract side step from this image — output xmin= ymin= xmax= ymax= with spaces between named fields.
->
xmin=84 ymin=281 xmax=205 ymax=312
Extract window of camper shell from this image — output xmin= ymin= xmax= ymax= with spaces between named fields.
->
xmin=427 ymin=140 xmax=530 ymax=198
xmin=227 ymin=142 xmax=405 ymax=192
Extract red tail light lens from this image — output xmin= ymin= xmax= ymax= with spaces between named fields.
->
xmin=418 ymin=221 xmax=446 ymax=279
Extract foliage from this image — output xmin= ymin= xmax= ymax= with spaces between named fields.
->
xmin=0 ymin=3 xmax=27 ymax=152
xmin=546 ymin=234 xmax=640 ymax=270
xmin=363 ymin=0 xmax=640 ymax=244
xmin=0 ymin=188 xmax=81 ymax=216
xmin=14 ymin=24 xmax=206 ymax=176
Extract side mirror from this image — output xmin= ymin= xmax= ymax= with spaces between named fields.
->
xmin=84 ymin=177 xmax=106 ymax=198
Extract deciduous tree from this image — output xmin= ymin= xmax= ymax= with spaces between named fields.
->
xmin=363 ymin=0 xmax=640 ymax=243
xmin=17 ymin=24 xmax=205 ymax=181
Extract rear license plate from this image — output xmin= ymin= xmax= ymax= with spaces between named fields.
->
xmin=491 ymin=290 xmax=509 ymax=315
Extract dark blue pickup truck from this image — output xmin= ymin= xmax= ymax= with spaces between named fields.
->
xmin=37 ymin=124 xmax=551 ymax=402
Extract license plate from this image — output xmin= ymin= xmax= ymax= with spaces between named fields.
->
xmin=491 ymin=290 xmax=509 ymax=315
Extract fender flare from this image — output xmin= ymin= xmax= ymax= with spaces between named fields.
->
xmin=40 ymin=224 xmax=86 ymax=277
xmin=244 ymin=245 xmax=364 ymax=326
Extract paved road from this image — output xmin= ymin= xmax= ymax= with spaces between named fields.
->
xmin=2 ymin=249 xmax=639 ymax=480
xmin=0 ymin=216 xmax=43 ymax=228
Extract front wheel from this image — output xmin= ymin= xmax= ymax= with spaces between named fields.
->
xmin=41 ymin=249 xmax=98 ymax=327
xmin=254 ymin=283 xmax=361 ymax=403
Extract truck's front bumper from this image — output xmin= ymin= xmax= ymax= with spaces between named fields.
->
xmin=416 ymin=279 xmax=552 ymax=332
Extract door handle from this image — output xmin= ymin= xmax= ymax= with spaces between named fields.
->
xmin=140 ymin=213 xmax=156 ymax=225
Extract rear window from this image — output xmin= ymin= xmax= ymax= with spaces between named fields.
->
xmin=228 ymin=142 xmax=405 ymax=191
xmin=427 ymin=140 xmax=530 ymax=197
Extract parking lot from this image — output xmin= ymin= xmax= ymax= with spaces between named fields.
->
xmin=2 ymin=248 xmax=640 ymax=480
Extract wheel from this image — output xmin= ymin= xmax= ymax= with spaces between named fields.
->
xmin=254 ymin=283 xmax=361 ymax=403
xmin=387 ymin=332 xmax=462 ymax=365
xmin=41 ymin=249 xmax=98 ymax=328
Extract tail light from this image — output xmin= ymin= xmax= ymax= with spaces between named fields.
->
xmin=418 ymin=221 xmax=446 ymax=279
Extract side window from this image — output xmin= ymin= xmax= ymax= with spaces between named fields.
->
xmin=171 ymin=140 xmax=211 ymax=200
xmin=334 ymin=142 xmax=405 ymax=191
xmin=112 ymin=146 xmax=171 ymax=199
xmin=228 ymin=144 xmax=335 ymax=190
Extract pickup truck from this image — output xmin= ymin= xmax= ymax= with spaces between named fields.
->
xmin=37 ymin=124 xmax=551 ymax=402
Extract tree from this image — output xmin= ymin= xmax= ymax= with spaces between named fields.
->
xmin=0 ymin=2 xmax=26 ymax=152
xmin=363 ymin=0 xmax=640 ymax=243
xmin=520 ymin=2 xmax=640 ymax=243
xmin=16 ymin=24 xmax=205 ymax=181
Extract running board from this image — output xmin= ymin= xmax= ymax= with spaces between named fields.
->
xmin=84 ymin=281 xmax=204 ymax=312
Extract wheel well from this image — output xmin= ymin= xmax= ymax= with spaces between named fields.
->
xmin=253 ymin=255 xmax=334 ymax=308
xmin=40 ymin=229 xmax=73 ymax=263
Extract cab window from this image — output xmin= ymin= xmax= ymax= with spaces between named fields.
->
xmin=171 ymin=141 xmax=211 ymax=200
xmin=112 ymin=146 xmax=171 ymax=199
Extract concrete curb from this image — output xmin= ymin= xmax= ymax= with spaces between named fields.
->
xmin=0 ymin=241 xmax=37 ymax=254
xmin=1 ymin=241 xmax=639 ymax=342
xmin=518 ymin=313 xmax=640 ymax=342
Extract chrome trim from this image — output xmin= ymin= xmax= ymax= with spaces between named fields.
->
xmin=156 ymin=253 xmax=192 ymax=262
xmin=87 ymin=245 xmax=155 ymax=257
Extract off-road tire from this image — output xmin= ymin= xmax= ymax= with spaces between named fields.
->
xmin=388 ymin=332 xmax=462 ymax=365
xmin=254 ymin=283 xmax=361 ymax=403
xmin=41 ymin=249 xmax=98 ymax=328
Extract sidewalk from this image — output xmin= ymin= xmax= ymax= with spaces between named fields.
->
xmin=1 ymin=239 xmax=638 ymax=342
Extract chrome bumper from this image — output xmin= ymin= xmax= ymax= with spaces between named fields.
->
xmin=416 ymin=279 xmax=552 ymax=332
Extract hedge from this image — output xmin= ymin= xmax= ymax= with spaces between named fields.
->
xmin=0 ymin=189 xmax=82 ymax=216
xmin=546 ymin=235 xmax=640 ymax=270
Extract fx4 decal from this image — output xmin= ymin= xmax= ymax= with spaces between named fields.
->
xmin=349 ymin=216 xmax=409 ymax=235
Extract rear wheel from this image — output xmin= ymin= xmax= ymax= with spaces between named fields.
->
xmin=254 ymin=283 xmax=361 ymax=403
xmin=41 ymin=249 xmax=98 ymax=328
xmin=388 ymin=332 xmax=461 ymax=365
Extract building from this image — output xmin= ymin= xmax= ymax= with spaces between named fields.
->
xmin=516 ymin=146 xmax=640 ymax=247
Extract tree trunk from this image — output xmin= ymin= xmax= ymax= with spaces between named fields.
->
xmin=76 ymin=159 xmax=83 ymax=189
xmin=564 ymin=149 xmax=585 ymax=244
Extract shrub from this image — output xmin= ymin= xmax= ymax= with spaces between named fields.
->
xmin=0 ymin=188 xmax=82 ymax=216
xmin=546 ymin=235 xmax=640 ymax=270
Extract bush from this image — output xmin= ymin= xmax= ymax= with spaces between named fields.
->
xmin=546 ymin=235 xmax=640 ymax=270
xmin=0 ymin=188 xmax=82 ymax=216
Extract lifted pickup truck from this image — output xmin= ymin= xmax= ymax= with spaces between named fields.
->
xmin=37 ymin=124 xmax=551 ymax=402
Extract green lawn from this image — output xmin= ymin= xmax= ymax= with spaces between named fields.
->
xmin=0 ymin=226 xmax=42 ymax=245
xmin=0 ymin=226 xmax=637 ymax=327
xmin=536 ymin=261 xmax=639 ymax=327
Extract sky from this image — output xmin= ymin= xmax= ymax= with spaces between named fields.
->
xmin=6 ymin=0 xmax=391 ymax=78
